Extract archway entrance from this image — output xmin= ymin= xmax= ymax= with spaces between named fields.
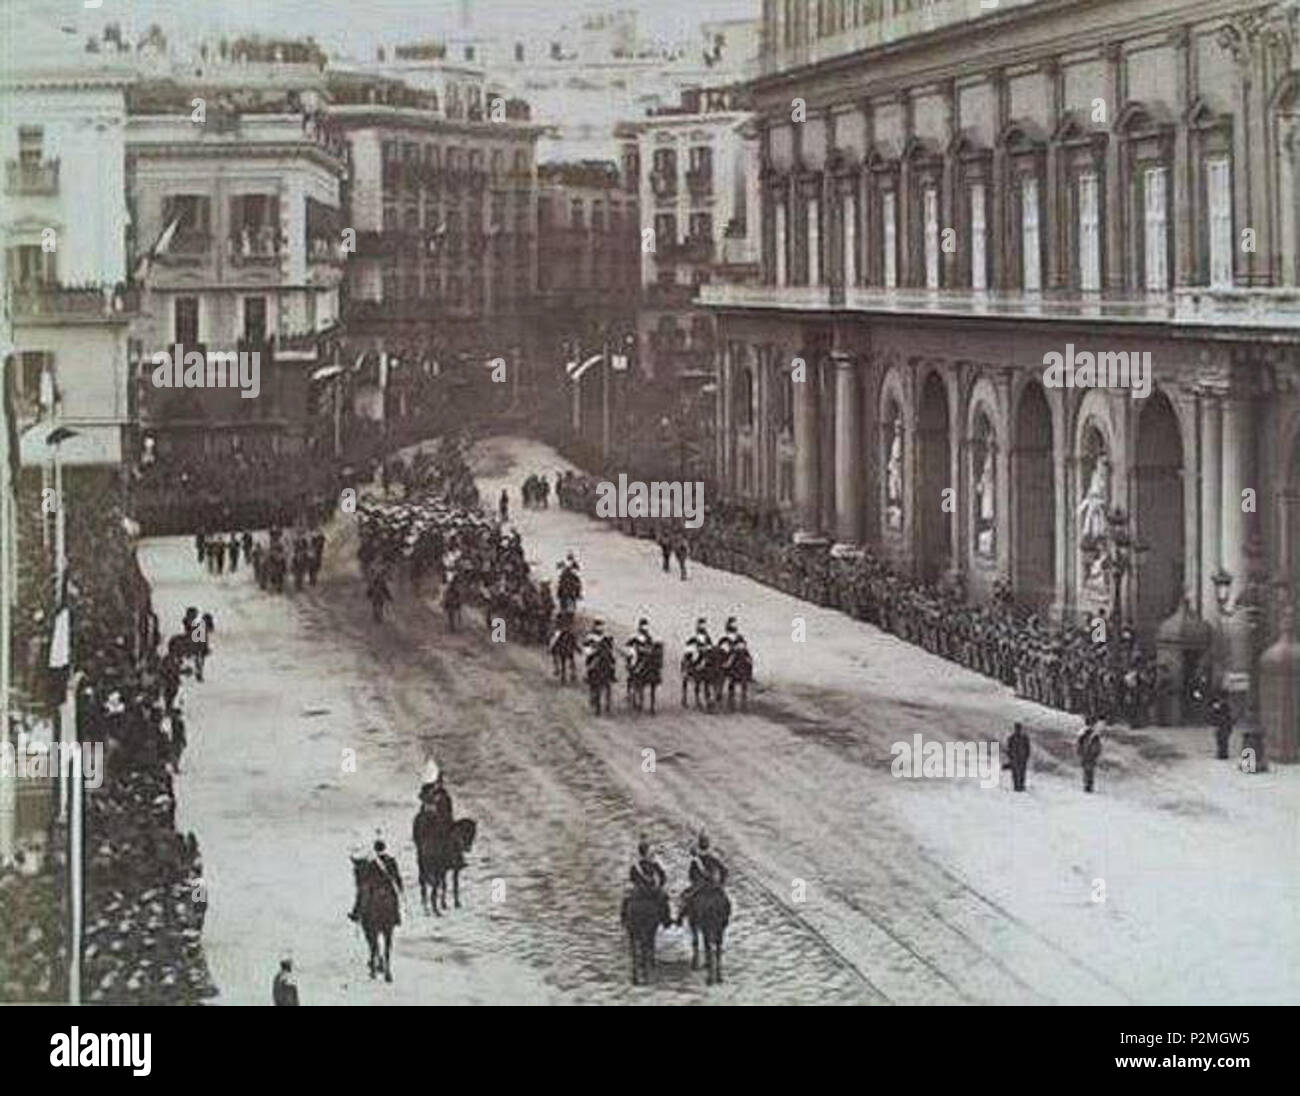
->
xmin=917 ymin=372 xmax=951 ymax=582
xmin=1013 ymin=382 xmax=1055 ymax=609
xmin=1135 ymin=392 xmax=1185 ymax=632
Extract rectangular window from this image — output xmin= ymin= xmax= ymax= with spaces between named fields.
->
xmin=243 ymin=296 xmax=267 ymax=344
xmin=7 ymin=244 xmax=54 ymax=287
xmin=923 ymin=185 xmax=939 ymax=289
xmin=18 ymin=125 xmax=43 ymax=166
xmin=16 ymin=350 xmax=53 ymax=414
xmin=882 ymin=191 xmax=897 ymax=289
xmin=654 ymin=212 xmax=677 ymax=247
xmin=1078 ymin=172 xmax=1101 ymax=292
xmin=571 ymin=199 xmax=585 ymax=229
xmin=1021 ymin=177 xmax=1041 ymax=292
xmin=175 ymin=297 xmax=199 ymax=346
xmin=1144 ymin=166 xmax=1169 ymax=292
xmin=1207 ymin=157 xmax=1233 ymax=289
xmin=970 ymin=183 xmax=987 ymax=291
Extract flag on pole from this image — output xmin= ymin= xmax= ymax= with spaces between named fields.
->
xmin=132 ymin=217 xmax=180 ymax=281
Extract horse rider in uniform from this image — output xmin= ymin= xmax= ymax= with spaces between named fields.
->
xmin=625 ymin=618 xmax=654 ymax=659
xmin=349 ymin=836 xmax=404 ymax=925
xmin=717 ymin=617 xmax=746 ymax=657
xmin=628 ymin=838 xmax=672 ymax=929
xmin=677 ymin=832 xmax=728 ymax=926
xmin=685 ymin=618 xmax=712 ymax=665
xmin=582 ymin=619 xmax=610 ymax=661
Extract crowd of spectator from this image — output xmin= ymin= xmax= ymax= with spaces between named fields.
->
xmin=2 ymin=477 xmax=216 ymax=1003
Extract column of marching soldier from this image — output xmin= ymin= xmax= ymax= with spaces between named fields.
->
xmin=556 ymin=471 xmax=1242 ymax=783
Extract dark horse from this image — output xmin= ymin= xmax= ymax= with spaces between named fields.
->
xmin=627 ymin=642 xmax=664 ymax=713
xmin=724 ymin=644 xmax=754 ymax=710
xmin=549 ymin=618 xmax=577 ymax=683
xmin=355 ymin=858 xmax=400 ymax=982
xmin=586 ymin=639 xmax=616 ymax=715
xmin=681 ymin=646 xmax=724 ymax=710
xmin=682 ymin=884 xmax=731 ymax=984
xmin=621 ymin=890 xmax=666 ymax=985
xmin=412 ymin=810 xmax=477 ymax=915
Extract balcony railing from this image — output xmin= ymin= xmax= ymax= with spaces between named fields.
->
xmin=6 ymin=159 xmax=59 ymax=196
xmin=660 ymin=236 xmax=714 ymax=263
xmin=759 ymin=0 xmax=1042 ymax=78
xmin=228 ymin=230 xmax=282 ymax=264
xmin=11 ymin=283 xmax=140 ymax=322
xmin=696 ymin=282 xmax=1300 ymax=328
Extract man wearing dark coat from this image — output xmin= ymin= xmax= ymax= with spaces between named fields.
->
xmin=628 ymin=838 xmax=672 ymax=928
xmin=1077 ymin=722 xmax=1103 ymax=793
xmin=272 ymin=958 xmax=299 ymax=1005
xmin=1005 ymin=722 xmax=1031 ymax=792
xmin=1210 ymin=691 xmax=1234 ymax=760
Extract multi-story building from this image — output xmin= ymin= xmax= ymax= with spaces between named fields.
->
xmin=327 ymin=66 xmax=543 ymax=375
xmin=2 ymin=27 xmax=138 ymax=474
xmin=706 ymin=0 xmax=1300 ymax=750
xmin=617 ymin=85 xmax=761 ymax=383
xmin=537 ymin=160 xmax=640 ymax=308
xmin=126 ymin=63 xmax=348 ymax=460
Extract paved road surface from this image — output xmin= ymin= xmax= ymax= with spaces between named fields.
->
xmin=140 ymin=435 xmax=1300 ymax=1004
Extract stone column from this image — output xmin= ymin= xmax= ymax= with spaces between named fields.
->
xmin=1221 ymin=394 xmax=1254 ymax=590
xmin=1200 ymin=395 xmax=1223 ymax=613
xmin=775 ymin=189 xmax=788 ymax=287
xmin=820 ymin=358 xmax=838 ymax=533
xmin=833 ymin=352 xmax=863 ymax=545
xmin=844 ymin=181 xmax=858 ymax=288
xmin=1172 ymin=27 xmax=1195 ymax=287
xmin=794 ymin=354 xmax=820 ymax=533
xmin=1103 ymin=43 xmax=1126 ymax=291
xmin=808 ymin=193 xmax=821 ymax=286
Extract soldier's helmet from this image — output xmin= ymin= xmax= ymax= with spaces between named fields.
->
xmin=696 ymin=617 xmax=707 ymax=629
xmin=725 ymin=617 xmax=738 ymax=632
xmin=698 ymin=832 xmax=710 ymax=851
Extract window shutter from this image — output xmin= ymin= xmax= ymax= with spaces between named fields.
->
xmin=1144 ymin=166 xmax=1168 ymax=292
xmin=1079 ymin=173 xmax=1100 ymax=292
xmin=923 ymin=185 xmax=939 ymax=289
xmin=883 ymin=190 xmax=897 ymax=289
xmin=970 ymin=184 xmax=986 ymax=291
xmin=1207 ymin=157 xmax=1232 ymax=289
xmin=1021 ymin=177 xmax=1040 ymax=291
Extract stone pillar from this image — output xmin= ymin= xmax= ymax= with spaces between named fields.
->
xmin=844 ymin=182 xmax=858 ymax=288
xmin=775 ymin=193 xmax=788 ymax=287
xmin=1200 ymin=396 xmax=1223 ymax=614
xmin=808 ymin=195 xmax=821 ymax=286
xmin=794 ymin=355 xmax=820 ymax=533
xmin=820 ymin=358 xmax=838 ymax=534
xmin=1221 ymin=394 xmax=1253 ymax=591
xmin=1172 ymin=27 xmax=1195 ymax=287
xmin=1103 ymin=43 xmax=1126 ymax=291
xmin=833 ymin=352 xmax=863 ymax=545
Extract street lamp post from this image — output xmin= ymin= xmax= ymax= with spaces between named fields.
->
xmin=1211 ymin=530 xmax=1271 ymax=772
xmin=45 ymin=425 xmax=82 ymax=1003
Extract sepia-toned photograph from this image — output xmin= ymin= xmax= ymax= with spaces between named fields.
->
xmin=0 ymin=0 xmax=1297 ymax=1057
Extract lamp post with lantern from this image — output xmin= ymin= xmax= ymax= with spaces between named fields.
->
xmin=1210 ymin=529 xmax=1272 ymax=772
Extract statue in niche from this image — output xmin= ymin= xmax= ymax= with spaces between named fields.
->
xmin=974 ymin=440 xmax=995 ymax=557
xmin=1078 ymin=453 xmax=1111 ymax=591
xmin=885 ymin=409 xmax=904 ymax=530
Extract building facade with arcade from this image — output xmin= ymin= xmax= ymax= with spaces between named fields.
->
xmin=704 ymin=0 xmax=1300 ymax=749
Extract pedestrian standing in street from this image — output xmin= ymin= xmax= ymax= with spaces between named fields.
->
xmin=1210 ymin=689 xmax=1234 ymax=760
xmin=272 ymin=958 xmax=299 ymax=1005
xmin=1077 ymin=721 xmax=1103 ymax=793
xmin=499 ymin=488 xmax=509 ymax=523
xmin=675 ymin=536 xmax=690 ymax=581
xmin=658 ymin=528 xmax=672 ymax=573
xmin=1004 ymin=722 xmax=1031 ymax=792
